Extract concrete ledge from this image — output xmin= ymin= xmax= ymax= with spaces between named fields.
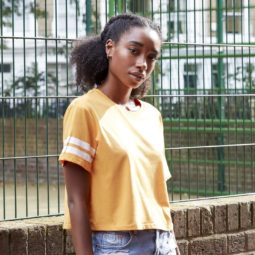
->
xmin=0 ymin=195 xmax=254 ymax=254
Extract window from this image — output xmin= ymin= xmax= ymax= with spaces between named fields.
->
xmin=0 ymin=64 xmax=11 ymax=73
xmin=168 ymin=0 xmax=175 ymax=12
xmin=167 ymin=0 xmax=186 ymax=12
xmin=184 ymin=64 xmax=197 ymax=93
xmin=167 ymin=20 xmax=183 ymax=39
xmin=224 ymin=0 xmax=242 ymax=34
xmin=129 ymin=0 xmax=151 ymax=14
xmin=226 ymin=16 xmax=241 ymax=34
xmin=166 ymin=0 xmax=186 ymax=39
xmin=212 ymin=64 xmax=218 ymax=88
xmin=212 ymin=63 xmax=225 ymax=89
xmin=210 ymin=0 xmax=242 ymax=35
xmin=210 ymin=9 xmax=217 ymax=37
xmin=225 ymin=0 xmax=241 ymax=11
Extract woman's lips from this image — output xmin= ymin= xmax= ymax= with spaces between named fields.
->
xmin=129 ymin=72 xmax=145 ymax=81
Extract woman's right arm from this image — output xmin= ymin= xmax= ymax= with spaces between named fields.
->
xmin=64 ymin=161 xmax=93 ymax=255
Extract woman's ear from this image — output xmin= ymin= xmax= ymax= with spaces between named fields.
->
xmin=105 ymin=39 xmax=114 ymax=59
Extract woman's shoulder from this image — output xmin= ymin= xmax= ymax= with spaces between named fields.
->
xmin=141 ymin=100 xmax=161 ymax=116
xmin=69 ymin=89 xmax=98 ymax=110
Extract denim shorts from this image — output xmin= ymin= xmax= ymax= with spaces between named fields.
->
xmin=92 ymin=229 xmax=177 ymax=255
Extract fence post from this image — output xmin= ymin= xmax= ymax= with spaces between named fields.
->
xmin=216 ymin=0 xmax=225 ymax=192
xmin=86 ymin=0 xmax=92 ymax=34
xmin=109 ymin=0 xmax=115 ymax=17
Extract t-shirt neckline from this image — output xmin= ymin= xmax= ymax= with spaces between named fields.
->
xmin=93 ymin=88 xmax=143 ymax=113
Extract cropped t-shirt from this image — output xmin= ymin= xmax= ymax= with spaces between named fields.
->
xmin=59 ymin=88 xmax=173 ymax=231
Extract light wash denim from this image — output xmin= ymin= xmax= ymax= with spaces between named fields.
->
xmin=92 ymin=229 xmax=177 ymax=255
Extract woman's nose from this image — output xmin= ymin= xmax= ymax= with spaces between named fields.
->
xmin=136 ymin=56 xmax=147 ymax=70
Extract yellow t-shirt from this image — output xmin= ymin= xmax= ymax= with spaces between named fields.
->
xmin=59 ymin=88 xmax=173 ymax=231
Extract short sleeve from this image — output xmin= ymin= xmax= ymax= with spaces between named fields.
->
xmin=59 ymin=100 xmax=97 ymax=172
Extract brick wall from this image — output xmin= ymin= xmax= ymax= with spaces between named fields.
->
xmin=171 ymin=195 xmax=255 ymax=255
xmin=0 ymin=195 xmax=255 ymax=255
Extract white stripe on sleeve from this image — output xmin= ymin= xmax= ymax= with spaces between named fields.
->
xmin=63 ymin=145 xmax=93 ymax=163
xmin=64 ymin=136 xmax=96 ymax=156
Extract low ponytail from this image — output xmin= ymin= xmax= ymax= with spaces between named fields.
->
xmin=71 ymin=13 xmax=161 ymax=97
xmin=70 ymin=36 xmax=108 ymax=92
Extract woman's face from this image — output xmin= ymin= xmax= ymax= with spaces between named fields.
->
xmin=106 ymin=26 xmax=161 ymax=90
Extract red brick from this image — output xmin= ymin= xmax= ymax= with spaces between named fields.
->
xmin=9 ymin=227 xmax=28 ymax=255
xmin=228 ymin=233 xmax=246 ymax=254
xmin=201 ymin=206 xmax=214 ymax=235
xmin=28 ymin=225 xmax=46 ymax=255
xmin=214 ymin=205 xmax=227 ymax=233
xmin=245 ymin=230 xmax=255 ymax=251
xmin=227 ymin=203 xmax=239 ymax=231
xmin=177 ymin=240 xmax=188 ymax=255
xmin=172 ymin=209 xmax=187 ymax=238
xmin=240 ymin=202 xmax=252 ymax=230
xmin=0 ymin=228 xmax=9 ymax=255
xmin=190 ymin=234 xmax=227 ymax=255
xmin=187 ymin=208 xmax=200 ymax=237
xmin=252 ymin=202 xmax=255 ymax=228
xmin=47 ymin=224 xmax=64 ymax=255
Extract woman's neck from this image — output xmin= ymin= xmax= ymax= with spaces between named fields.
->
xmin=99 ymin=79 xmax=132 ymax=105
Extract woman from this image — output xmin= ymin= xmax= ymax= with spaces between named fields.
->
xmin=59 ymin=13 xmax=180 ymax=255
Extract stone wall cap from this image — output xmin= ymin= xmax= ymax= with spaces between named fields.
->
xmin=170 ymin=194 xmax=255 ymax=210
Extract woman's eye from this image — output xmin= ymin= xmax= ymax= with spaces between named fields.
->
xmin=129 ymin=48 xmax=138 ymax=55
xmin=148 ymin=55 xmax=157 ymax=61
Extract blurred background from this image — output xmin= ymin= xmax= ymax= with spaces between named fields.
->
xmin=0 ymin=0 xmax=254 ymax=220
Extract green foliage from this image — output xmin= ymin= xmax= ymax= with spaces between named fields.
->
xmin=70 ymin=0 xmax=80 ymax=16
xmin=233 ymin=63 xmax=255 ymax=93
xmin=0 ymin=0 xmax=46 ymax=48
xmin=27 ymin=2 xmax=47 ymax=19
xmin=0 ymin=0 xmax=47 ymax=27
xmin=0 ymin=0 xmax=21 ymax=27
xmin=4 ymin=64 xmax=57 ymax=97
xmin=3 ymin=64 xmax=58 ymax=117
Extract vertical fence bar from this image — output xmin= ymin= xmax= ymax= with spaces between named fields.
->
xmin=202 ymin=0 xmax=206 ymax=197
xmin=0 ymin=0 xmax=5 ymax=219
xmin=240 ymin=0 xmax=245 ymax=192
xmin=224 ymin=0 xmax=231 ymax=194
xmin=55 ymin=0 xmax=60 ymax=214
xmin=248 ymin=0 xmax=254 ymax=192
xmin=193 ymin=0 xmax=199 ymax=198
xmin=209 ymin=0 xmax=213 ymax=197
xmin=45 ymin=0 xmax=50 ymax=215
xmin=11 ymin=0 xmax=17 ymax=218
xmin=22 ymin=0 xmax=28 ymax=217
xmin=34 ymin=0 xmax=40 ymax=216
xmin=233 ymin=0 xmax=238 ymax=194
xmin=86 ymin=0 xmax=93 ymax=34
xmin=216 ymin=0 xmax=225 ymax=192
xmin=109 ymin=0 xmax=114 ymax=17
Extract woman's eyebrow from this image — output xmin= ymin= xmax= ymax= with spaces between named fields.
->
xmin=128 ymin=40 xmax=143 ymax=47
xmin=128 ymin=41 xmax=159 ymax=54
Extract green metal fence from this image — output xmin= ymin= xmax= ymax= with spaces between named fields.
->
xmin=0 ymin=0 xmax=255 ymax=220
